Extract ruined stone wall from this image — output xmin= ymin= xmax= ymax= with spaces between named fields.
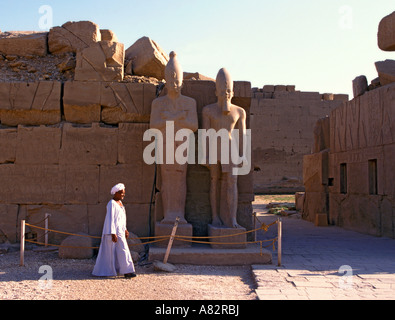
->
xmin=302 ymin=11 xmax=395 ymax=239
xmin=0 ymin=79 xmax=253 ymax=244
xmin=303 ymin=83 xmax=395 ymax=238
xmin=328 ymin=83 xmax=395 ymax=238
xmin=251 ymin=85 xmax=347 ymax=194
xmin=0 ymin=21 xmax=254 ymax=245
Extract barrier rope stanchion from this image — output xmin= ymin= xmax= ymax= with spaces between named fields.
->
xmin=278 ymin=218 xmax=282 ymax=267
xmin=44 ymin=213 xmax=50 ymax=247
xmin=20 ymin=220 xmax=25 ymax=267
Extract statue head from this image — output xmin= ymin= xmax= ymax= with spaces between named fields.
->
xmin=215 ymin=68 xmax=234 ymax=113
xmin=165 ymin=51 xmax=183 ymax=94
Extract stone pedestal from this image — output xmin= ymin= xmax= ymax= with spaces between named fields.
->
xmin=154 ymin=222 xmax=193 ymax=248
xmin=208 ymin=224 xmax=247 ymax=249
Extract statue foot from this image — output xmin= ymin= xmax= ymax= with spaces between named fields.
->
xmin=211 ymin=216 xmax=223 ymax=227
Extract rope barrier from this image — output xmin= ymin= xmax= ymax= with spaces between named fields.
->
xmin=21 ymin=216 xmax=281 ymax=261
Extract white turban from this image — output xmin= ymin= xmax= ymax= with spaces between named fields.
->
xmin=111 ymin=183 xmax=125 ymax=195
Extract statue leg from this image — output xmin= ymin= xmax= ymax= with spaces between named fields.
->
xmin=221 ymin=172 xmax=240 ymax=228
xmin=160 ymin=163 xmax=188 ymax=224
xmin=209 ymin=164 xmax=223 ymax=226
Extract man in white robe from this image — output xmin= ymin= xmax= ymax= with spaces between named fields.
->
xmin=92 ymin=183 xmax=136 ymax=278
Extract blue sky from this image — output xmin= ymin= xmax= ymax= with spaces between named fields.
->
xmin=0 ymin=0 xmax=393 ymax=97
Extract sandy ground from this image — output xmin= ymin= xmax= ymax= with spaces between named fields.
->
xmin=1 ymin=195 xmax=294 ymax=301
xmin=0 ymin=249 xmax=258 ymax=300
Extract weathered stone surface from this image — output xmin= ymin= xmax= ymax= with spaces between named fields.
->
xmin=0 ymin=32 xmax=48 ymax=57
xmin=63 ymin=81 xmax=101 ymax=123
xmin=330 ymin=83 xmax=395 ymax=153
xmin=125 ymin=37 xmax=169 ymax=80
xmin=0 ymin=165 xmax=65 ymax=204
xmin=352 ymin=75 xmax=368 ymax=98
xmin=0 ymin=128 xmax=17 ymax=164
xmin=100 ymin=29 xmax=118 ymax=42
xmin=74 ymin=41 xmax=124 ymax=82
xmin=208 ymin=224 xmax=247 ymax=249
xmin=313 ymin=116 xmax=330 ymax=153
xmin=375 ymin=60 xmax=395 ymax=86
xmin=0 ymin=205 xmax=19 ymax=243
xmin=64 ymin=165 xmax=100 ymax=205
xmin=378 ymin=11 xmax=395 ymax=51
xmin=59 ymin=233 xmax=94 ymax=259
xmin=25 ymin=204 xmax=89 ymax=244
xmin=60 ymin=123 xmax=118 ymax=165
xmin=303 ymin=150 xmax=329 ymax=191
xmin=15 ymin=125 xmax=61 ymax=165
xmin=0 ymin=81 xmax=61 ymax=126
xmin=48 ymin=21 xmax=101 ymax=54
xmin=101 ymin=82 xmax=157 ymax=124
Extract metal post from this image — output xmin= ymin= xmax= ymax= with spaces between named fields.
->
xmin=277 ymin=218 xmax=282 ymax=267
xmin=163 ymin=217 xmax=180 ymax=264
xmin=20 ymin=220 xmax=25 ymax=266
xmin=44 ymin=213 xmax=50 ymax=247
xmin=253 ymin=212 xmax=257 ymax=242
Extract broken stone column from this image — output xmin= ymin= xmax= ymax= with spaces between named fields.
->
xmin=74 ymin=40 xmax=124 ymax=82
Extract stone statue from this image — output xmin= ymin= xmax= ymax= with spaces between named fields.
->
xmin=150 ymin=51 xmax=198 ymax=224
xmin=202 ymin=68 xmax=247 ymax=228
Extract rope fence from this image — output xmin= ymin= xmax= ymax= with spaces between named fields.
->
xmin=20 ymin=214 xmax=282 ymax=267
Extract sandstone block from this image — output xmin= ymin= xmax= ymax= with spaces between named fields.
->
xmin=60 ymin=123 xmax=118 ymax=165
xmin=117 ymin=123 xmax=149 ymax=163
xmin=0 ymin=205 xmax=19 ymax=243
xmin=59 ymin=233 xmax=94 ymax=259
xmin=25 ymin=204 xmax=89 ymax=244
xmin=0 ymin=128 xmax=17 ymax=164
xmin=262 ymin=85 xmax=274 ymax=92
xmin=0 ymin=31 xmax=48 ymax=57
xmin=352 ymin=75 xmax=368 ymax=98
xmin=303 ymin=151 xmax=329 ymax=191
xmin=375 ymin=60 xmax=395 ymax=86
xmin=15 ymin=125 xmax=61 ymax=165
xmin=0 ymin=164 xmax=65 ymax=204
xmin=64 ymin=165 xmax=100 ymax=205
xmin=74 ymin=41 xmax=124 ymax=82
xmin=315 ymin=213 xmax=328 ymax=227
xmin=183 ymin=72 xmax=215 ymax=81
xmin=100 ymin=29 xmax=118 ymax=42
xmin=48 ymin=21 xmax=101 ymax=54
xmin=208 ymin=224 xmax=247 ymax=249
xmin=154 ymin=222 xmax=192 ymax=248
xmin=63 ymin=81 xmax=101 ymax=123
xmin=378 ymin=11 xmax=395 ymax=51
xmin=0 ymin=81 xmax=61 ymax=126
xmin=125 ymin=37 xmax=169 ymax=80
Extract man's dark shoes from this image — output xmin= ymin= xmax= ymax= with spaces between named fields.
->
xmin=124 ymin=273 xmax=137 ymax=279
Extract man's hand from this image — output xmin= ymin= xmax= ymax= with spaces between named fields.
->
xmin=125 ymin=230 xmax=129 ymax=239
xmin=111 ymin=234 xmax=118 ymax=243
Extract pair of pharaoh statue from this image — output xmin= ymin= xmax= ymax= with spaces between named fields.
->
xmin=150 ymin=52 xmax=247 ymax=229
